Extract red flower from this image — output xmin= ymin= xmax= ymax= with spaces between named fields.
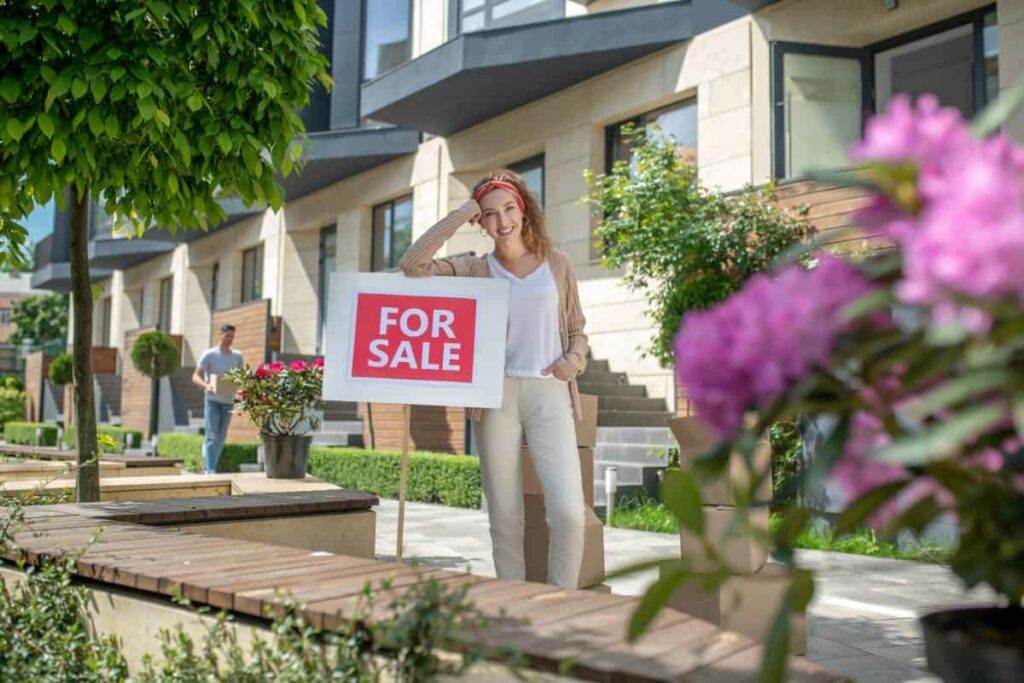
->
xmin=289 ymin=360 xmax=307 ymax=372
xmin=260 ymin=394 xmax=269 ymax=403
xmin=267 ymin=362 xmax=285 ymax=373
xmin=255 ymin=364 xmax=269 ymax=379
xmin=312 ymin=357 xmax=324 ymax=369
xmin=235 ymin=391 xmax=244 ymax=401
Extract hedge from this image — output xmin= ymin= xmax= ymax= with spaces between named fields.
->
xmin=308 ymin=447 xmax=481 ymax=509
xmin=4 ymin=421 xmax=59 ymax=447
xmin=156 ymin=433 xmax=259 ymax=473
xmin=63 ymin=426 xmax=144 ymax=453
xmin=0 ymin=388 xmax=25 ymax=428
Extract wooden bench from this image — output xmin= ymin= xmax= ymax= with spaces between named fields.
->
xmin=0 ymin=444 xmax=182 ymax=469
xmin=0 ymin=498 xmax=842 ymax=682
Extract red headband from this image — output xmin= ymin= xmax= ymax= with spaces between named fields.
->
xmin=473 ymin=180 xmax=525 ymax=212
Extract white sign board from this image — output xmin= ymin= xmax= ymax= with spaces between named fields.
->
xmin=323 ymin=272 xmax=509 ymax=409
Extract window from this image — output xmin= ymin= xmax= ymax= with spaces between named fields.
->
xmin=982 ymin=10 xmax=999 ymax=104
xmin=455 ymin=0 xmax=563 ymax=34
xmin=157 ymin=277 xmax=173 ymax=333
xmin=371 ymin=195 xmax=413 ymax=272
xmin=100 ymin=298 xmax=112 ymax=347
xmin=318 ymin=225 xmax=337 ymax=354
xmin=241 ymin=244 xmax=264 ymax=303
xmin=0 ymin=308 xmax=10 ymax=325
xmin=509 ymin=155 xmax=545 ymax=207
xmin=363 ymin=0 xmax=412 ymax=81
xmin=606 ymin=99 xmax=699 ymax=173
xmin=210 ymin=262 xmax=219 ymax=312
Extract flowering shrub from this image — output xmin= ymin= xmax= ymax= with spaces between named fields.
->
xmin=225 ymin=357 xmax=324 ymax=436
xmin=624 ymin=90 xmax=1024 ymax=680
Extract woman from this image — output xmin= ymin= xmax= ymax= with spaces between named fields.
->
xmin=401 ymin=169 xmax=588 ymax=589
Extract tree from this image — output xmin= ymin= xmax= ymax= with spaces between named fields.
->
xmin=129 ymin=331 xmax=179 ymax=439
xmin=0 ymin=2 xmax=330 ymax=501
xmin=9 ymin=292 xmax=68 ymax=349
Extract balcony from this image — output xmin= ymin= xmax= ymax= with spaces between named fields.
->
xmin=359 ymin=1 xmax=706 ymax=136
xmin=279 ymin=126 xmax=421 ymax=201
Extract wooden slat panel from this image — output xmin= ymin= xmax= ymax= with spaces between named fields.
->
xmin=92 ymin=346 xmax=118 ymax=375
xmin=22 ymin=351 xmax=51 ymax=422
xmin=121 ymin=327 xmax=156 ymax=436
xmin=361 ymin=403 xmax=466 ymax=454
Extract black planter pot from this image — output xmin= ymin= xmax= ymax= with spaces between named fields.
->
xmin=262 ymin=434 xmax=313 ymax=479
xmin=921 ymin=606 xmax=1024 ymax=683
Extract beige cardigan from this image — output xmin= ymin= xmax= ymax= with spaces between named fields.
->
xmin=400 ymin=203 xmax=589 ymax=422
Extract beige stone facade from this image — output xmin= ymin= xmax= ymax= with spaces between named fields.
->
xmin=93 ymin=0 xmax=1023 ymax=408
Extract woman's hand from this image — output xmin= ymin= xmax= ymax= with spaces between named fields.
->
xmin=460 ymin=199 xmax=482 ymax=226
xmin=541 ymin=358 xmax=574 ymax=381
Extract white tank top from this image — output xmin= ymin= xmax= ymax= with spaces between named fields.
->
xmin=486 ymin=254 xmax=562 ymax=379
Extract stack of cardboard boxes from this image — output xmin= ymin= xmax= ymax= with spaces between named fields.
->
xmin=520 ymin=394 xmax=605 ymax=589
xmin=665 ymin=417 xmax=808 ymax=654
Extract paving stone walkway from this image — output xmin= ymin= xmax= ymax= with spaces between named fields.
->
xmin=373 ymin=498 xmax=993 ymax=683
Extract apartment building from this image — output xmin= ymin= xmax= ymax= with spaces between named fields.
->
xmin=30 ymin=0 xmax=1024 ymax=452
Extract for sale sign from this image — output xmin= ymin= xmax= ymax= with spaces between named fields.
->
xmin=323 ymin=273 xmax=509 ymax=408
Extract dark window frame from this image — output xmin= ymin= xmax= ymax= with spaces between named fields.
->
xmin=770 ymin=4 xmax=997 ymax=181
xmin=157 ymin=276 xmax=174 ymax=333
xmin=604 ymin=97 xmax=699 ymax=174
xmin=361 ymin=0 xmax=415 ymax=82
xmin=210 ymin=261 xmax=219 ymax=313
xmin=317 ymin=224 xmax=337 ymax=354
xmin=449 ymin=0 xmax=566 ymax=37
xmin=371 ymin=194 xmax=414 ymax=272
xmin=240 ymin=244 xmax=264 ymax=304
xmin=509 ymin=154 xmax=545 ymax=206
xmin=100 ymin=297 xmax=112 ymax=347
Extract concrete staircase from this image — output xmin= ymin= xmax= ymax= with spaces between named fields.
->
xmin=168 ymin=367 xmax=205 ymax=434
xmin=273 ymin=352 xmax=364 ymax=447
xmin=94 ymin=373 xmax=122 ymax=426
xmin=577 ymin=359 xmax=674 ymax=428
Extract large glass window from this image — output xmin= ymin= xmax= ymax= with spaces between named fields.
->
xmin=983 ymin=10 xmax=999 ymax=104
xmin=509 ymin=155 xmax=545 ymax=206
xmin=457 ymin=0 xmax=563 ymax=34
xmin=607 ymin=99 xmax=699 ymax=173
xmin=371 ymin=195 xmax=413 ymax=272
xmin=241 ymin=244 xmax=264 ymax=303
xmin=157 ymin=277 xmax=173 ymax=333
xmin=363 ymin=0 xmax=412 ymax=81
xmin=318 ymin=225 xmax=337 ymax=354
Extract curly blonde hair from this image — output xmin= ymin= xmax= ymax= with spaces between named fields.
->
xmin=473 ymin=169 xmax=552 ymax=259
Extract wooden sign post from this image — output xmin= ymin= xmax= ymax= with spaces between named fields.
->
xmin=324 ymin=273 xmax=509 ymax=564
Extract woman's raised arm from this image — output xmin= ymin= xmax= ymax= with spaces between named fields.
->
xmin=400 ymin=200 xmax=481 ymax=277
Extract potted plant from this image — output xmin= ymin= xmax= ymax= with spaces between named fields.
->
xmin=620 ymin=89 xmax=1024 ymax=682
xmin=130 ymin=331 xmax=180 ymax=440
xmin=225 ymin=358 xmax=324 ymax=478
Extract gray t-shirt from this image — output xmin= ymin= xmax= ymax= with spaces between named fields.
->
xmin=198 ymin=347 xmax=244 ymax=404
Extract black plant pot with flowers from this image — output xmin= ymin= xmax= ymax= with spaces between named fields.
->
xmin=921 ymin=606 xmax=1024 ymax=683
xmin=263 ymin=433 xmax=313 ymax=479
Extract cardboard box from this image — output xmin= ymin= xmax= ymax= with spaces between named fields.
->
xmin=209 ymin=373 xmax=240 ymax=396
xmin=576 ymin=393 xmax=598 ymax=448
xmin=661 ymin=562 xmax=808 ymax=654
xmin=679 ymin=505 xmax=768 ymax=574
xmin=667 ymin=417 xmax=772 ymax=505
xmin=522 ymin=446 xmax=594 ymax=508
xmin=524 ymin=499 xmax=604 ymax=588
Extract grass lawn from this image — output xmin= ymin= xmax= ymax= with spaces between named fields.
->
xmin=608 ymin=495 xmax=951 ymax=563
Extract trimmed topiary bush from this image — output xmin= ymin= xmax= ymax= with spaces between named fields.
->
xmin=63 ymin=426 xmax=144 ymax=454
xmin=0 ymin=388 xmax=25 ymax=428
xmin=48 ymin=353 xmax=73 ymax=386
xmin=308 ymin=447 xmax=482 ymax=509
xmin=4 ymin=421 xmax=59 ymax=447
xmin=130 ymin=331 xmax=179 ymax=379
xmin=2 ymin=374 xmax=24 ymax=391
xmin=156 ymin=433 xmax=258 ymax=473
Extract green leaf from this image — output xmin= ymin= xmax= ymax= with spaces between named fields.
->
xmin=972 ymin=81 xmax=1024 ymax=138
xmin=71 ymin=78 xmax=88 ymax=99
xmin=757 ymin=606 xmax=791 ymax=683
xmin=90 ymin=78 xmax=107 ymax=103
xmin=186 ymin=93 xmax=203 ymax=111
xmin=49 ymin=74 xmax=70 ymax=98
xmin=787 ymin=569 xmax=815 ymax=612
xmin=88 ymin=109 xmax=105 ymax=136
xmin=191 ymin=20 xmax=209 ymax=40
xmin=834 ymin=480 xmax=909 ymax=538
xmin=36 ymin=112 xmax=56 ymax=139
xmin=138 ymin=97 xmax=156 ymax=120
xmin=628 ymin=561 xmax=688 ymax=641
xmin=154 ymin=109 xmax=170 ymax=127
xmin=51 ymin=138 xmax=67 ymax=163
xmin=136 ymin=81 xmax=152 ymax=98
xmin=660 ymin=468 xmax=704 ymax=535
xmin=5 ymin=118 xmax=26 ymax=142
xmin=217 ymin=132 xmax=232 ymax=154
xmin=79 ymin=27 xmax=102 ymax=51
xmin=877 ymin=403 xmax=1006 ymax=465
xmin=0 ymin=77 xmax=21 ymax=104
xmin=903 ymin=370 xmax=1008 ymax=423
xmin=262 ymin=80 xmax=280 ymax=98
xmin=104 ymin=115 xmax=120 ymax=138
xmin=109 ymin=66 xmax=127 ymax=82
xmin=773 ymin=507 xmax=811 ymax=549
xmin=690 ymin=440 xmax=731 ymax=484
xmin=57 ymin=14 xmax=78 ymax=34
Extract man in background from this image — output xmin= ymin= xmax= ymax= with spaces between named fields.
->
xmin=192 ymin=324 xmax=243 ymax=473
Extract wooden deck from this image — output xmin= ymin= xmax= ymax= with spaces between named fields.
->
xmin=0 ymin=444 xmax=182 ymax=468
xmin=0 ymin=496 xmax=843 ymax=682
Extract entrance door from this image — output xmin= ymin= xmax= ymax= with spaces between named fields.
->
xmin=875 ymin=24 xmax=975 ymax=117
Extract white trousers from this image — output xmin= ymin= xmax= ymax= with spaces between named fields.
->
xmin=478 ymin=377 xmax=586 ymax=589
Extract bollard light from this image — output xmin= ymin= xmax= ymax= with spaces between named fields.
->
xmin=35 ymin=427 xmax=42 ymax=447
xmin=605 ymin=466 xmax=619 ymax=528
xmin=151 ymin=434 xmax=158 ymax=457
xmin=56 ymin=427 xmax=63 ymax=451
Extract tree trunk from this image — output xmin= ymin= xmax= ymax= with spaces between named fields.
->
xmin=69 ymin=185 xmax=99 ymax=502
xmin=149 ymin=355 xmax=158 ymax=440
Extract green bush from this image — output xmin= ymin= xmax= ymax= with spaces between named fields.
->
xmin=308 ymin=447 xmax=482 ymax=509
xmin=4 ymin=421 xmax=59 ymax=446
xmin=2 ymin=374 xmax=24 ymax=390
xmin=130 ymin=331 xmax=180 ymax=379
xmin=63 ymin=425 xmax=144 ymax=453
xmin=155 ymin=432 xmax=258 ymax=473
xmin=0 ymin=387 xmax=25 ymax=427
xmin=48 ymin=353 xmax=73 ymax=386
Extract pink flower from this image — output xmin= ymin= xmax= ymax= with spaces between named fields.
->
xmin=831 ymin=412 xmax=905 ymax=504
xmin=267 ymin=362 xmax=285 ymax=373
xmin=289 ymin=360 xmax=307 ymax=372
xmin=260 ymin=394 xmax=269 ymax=403
xmin=235 ymin=391 xmax=244 ymax=401
xmin=675 ymin=256 xmax=874 ymax=438
xmin=255 ymin=364 xmax=269 ymax=379
xmin=312 ymin=357 xmax=324 ymax=369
